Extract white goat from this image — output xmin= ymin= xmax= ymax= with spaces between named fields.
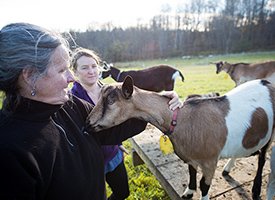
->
xmin=88 ymin=77 xmax=275 ymax=200
xmin=213 ymin=61 xmax=275 ymax=86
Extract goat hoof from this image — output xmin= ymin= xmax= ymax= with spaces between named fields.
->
xmin=222 ymin=170 xmax=229 ymax=176
xmin=181 ymin=194 xmax=193 ymax=199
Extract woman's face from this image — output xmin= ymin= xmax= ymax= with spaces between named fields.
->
xmin=75 ymin=56 xmax=99 ymax=86
xmin=32 ymin=45 xmax=75 ymax=104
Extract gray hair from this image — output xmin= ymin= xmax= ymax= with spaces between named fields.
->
xmin=0 ymin=22 xmax=70 ymax=110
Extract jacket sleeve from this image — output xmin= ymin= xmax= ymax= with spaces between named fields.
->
xmin=91 ymin=119 xmax=147 ymax=145
xmin=68 ymin=95 xmax=147 ymax=145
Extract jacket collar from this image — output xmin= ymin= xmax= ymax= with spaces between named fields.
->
xmin=12 ymin=97 xmax=62 ymax=121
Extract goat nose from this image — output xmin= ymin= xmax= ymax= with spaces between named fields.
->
xmin=85 ymin=118 xmax=92 ymax=126
xmin=85 ymin=118 xmax=103 ymax=132
xmin=84 ymin=122 xmax=96 ymax=133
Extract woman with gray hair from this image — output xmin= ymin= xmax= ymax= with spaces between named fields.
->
xmin=0 ymin=23 xmax=182 ymax=200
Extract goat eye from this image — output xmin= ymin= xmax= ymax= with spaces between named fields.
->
xmin=107 ymin=94 xmax=116 ymax=105
xmin=107 ymin=97 xmax=114 ymax=105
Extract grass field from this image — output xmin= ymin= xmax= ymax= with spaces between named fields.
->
xmin=104 ymin=51 xmax=275 ymax=98
xmin=0 ymin=51 xmax=275 ymax=199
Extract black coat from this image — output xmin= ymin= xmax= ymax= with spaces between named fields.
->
xmin=0 ymin=95 xmax=147 ymax=200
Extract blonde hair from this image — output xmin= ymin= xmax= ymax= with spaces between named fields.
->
xmin=71 ymin=47 xmax=101 ymax=72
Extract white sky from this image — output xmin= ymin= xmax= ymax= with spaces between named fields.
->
xmin=1 ymin=0 xmax=185 ymax=32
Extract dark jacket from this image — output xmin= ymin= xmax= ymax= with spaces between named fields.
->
xmin=71 ymin=81 xmax=119 ymax=166
xmin=0 ymin=95 xmax=147 ymax=200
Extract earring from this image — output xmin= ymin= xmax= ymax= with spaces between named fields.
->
xmin=31 ymin=88 xmax=36 ymax=96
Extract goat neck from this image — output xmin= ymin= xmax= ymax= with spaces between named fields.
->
xmin=226 ymin=64 xmax=235 ymax=75
xmin=110 ymin=67 xmax=121 ymax=82
xmin=132 ymin=88 xmax=174 ymax=133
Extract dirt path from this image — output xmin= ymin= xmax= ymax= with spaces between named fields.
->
xmin=192 ymin=144 xmax=274 ymax=200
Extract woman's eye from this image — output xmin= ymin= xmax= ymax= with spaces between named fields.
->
xmin=59 ymin=68 xmax=66 ymax=73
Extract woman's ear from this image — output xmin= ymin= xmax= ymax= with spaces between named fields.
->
xmin=18 ymin=68 xmax=37 ymax=96
xmin=21 ymin=68 xmax=34 ymax=85
xmin=22 ymin=68 xmax=39 ymax=96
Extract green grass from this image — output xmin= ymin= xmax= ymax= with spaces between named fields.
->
xmin=104 ymin=51 xmax=275 ymax=99
xmin=103 ymin=50 xmax=275 ymax=199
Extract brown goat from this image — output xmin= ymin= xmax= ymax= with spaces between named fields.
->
xmin=213 ymin=61 xmax=275 ymax=86
xmin=100 ymin=64 xmax=184 ymax=92
xmin=87 ymin=76 xmax=275 ymax=200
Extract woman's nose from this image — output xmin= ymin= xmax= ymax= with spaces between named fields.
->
xmin=88 ymin=67 xmax=94 ymax=74
xmin=67 ymin=70 xmax=75 ymax=83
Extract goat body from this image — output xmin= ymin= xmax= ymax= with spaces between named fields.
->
xmin=88 ymin=77 xmax=275 ymax=200
xmin=100 ymin=64 xmax=184 ymax=92
xmin=214 ymin=61 xmax=275 ymax=86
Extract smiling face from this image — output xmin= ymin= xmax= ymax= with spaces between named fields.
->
xmin=74 ymin=55 xmax=100 ymax=87
xmin=23 ymin=44 xmax=75 ymax=105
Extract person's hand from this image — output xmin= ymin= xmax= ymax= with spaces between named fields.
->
xmin=160 ymin=91 xmax=183 ymax=110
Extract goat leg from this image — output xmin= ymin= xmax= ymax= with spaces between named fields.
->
xmin=200 ymin=176 xmax=210 ymax=200
xmin=182 ymin=164 xmax=197 ymax=199
xmin=222 ymin=158 xmax=236 ymax=176
xmin=252 ymin=143 xmax=269 ymax=200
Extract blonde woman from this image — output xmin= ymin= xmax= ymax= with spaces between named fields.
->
xmin=71 ymin=48 xmax=130 ymax=200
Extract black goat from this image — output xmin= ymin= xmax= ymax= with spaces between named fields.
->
xmin=100 ymin=63 xmax=184 ymax=92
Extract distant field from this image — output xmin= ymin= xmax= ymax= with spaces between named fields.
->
xmin=1 ymin=51 xmax=274 ymax=107
xmin=102 ymin=51 xmax=275 ymax=99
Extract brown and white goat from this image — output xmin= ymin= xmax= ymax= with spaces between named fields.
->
xmin=213 ymin=61 xmax=275 ymax=86
xmin=185 ymin=92 xmax=220 ymax=100
xmin=100 ymin=64 xmax=184 ymax=92
xmin=87 ymin=77 xmax=275 ymax=200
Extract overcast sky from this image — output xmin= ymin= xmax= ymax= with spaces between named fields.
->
xmin=1 ymin=0 xmax=185 ymax=32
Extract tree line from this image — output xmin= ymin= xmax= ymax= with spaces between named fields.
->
xmin=69 ymin=0 xmax=275 ymax=62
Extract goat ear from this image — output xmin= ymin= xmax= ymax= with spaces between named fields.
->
xmin=122 ymin=75 xmax=133 ymax=99
xmin=102 ymin=61 xmax=110 ymax=70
